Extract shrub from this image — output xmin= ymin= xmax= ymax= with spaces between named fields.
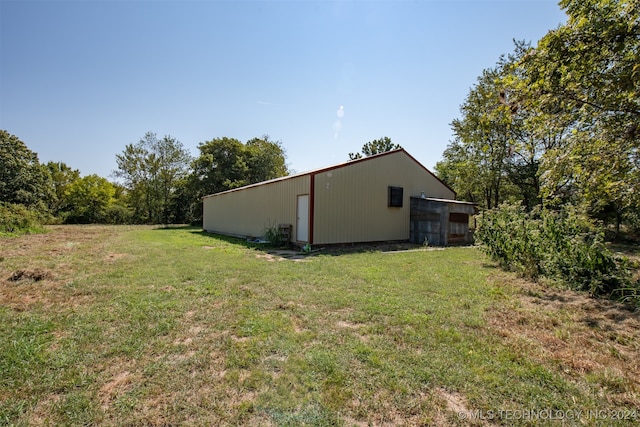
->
xmin=475 ymin=203 xmax=636 ymax=300
xmin=264 ymin=224 xmax=286 ymax=247
xmin=103 ymin=204 xmax=134 ymax=224
xmin=264 ymin=227 xmax=284 ymax=246
xmin=474 ymin=204 xmax=543 ymax=278
xmin=0 ymin=203 xmax=47 ymax=235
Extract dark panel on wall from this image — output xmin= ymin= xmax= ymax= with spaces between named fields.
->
xmin=449 ymin=212 xmax=469 ymax=224
xmin=388 ymin=186 xmax=403 ymax=207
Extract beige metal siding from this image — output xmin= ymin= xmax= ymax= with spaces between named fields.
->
xmin=203 ymin=175 xmax=310 ymax=239
xmin=312 ymin=151 xmax=455 ymax=245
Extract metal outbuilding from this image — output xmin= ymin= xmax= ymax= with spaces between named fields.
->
xmin=202 ymin=149 xmax=475 ymax=246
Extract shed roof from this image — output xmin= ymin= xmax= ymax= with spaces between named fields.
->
xmin=419 ymin=197 xmax=477 ymax=206
xmin=203 ymin=148 xmax=455 ymax=199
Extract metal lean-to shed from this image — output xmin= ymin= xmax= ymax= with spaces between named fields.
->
xmin=409 ymin=197 xmax=477 ymax=246
xmin=203 ymin=149 xmax=472 ymax=246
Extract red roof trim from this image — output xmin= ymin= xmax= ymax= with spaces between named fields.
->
xmin=309 ymin=173 xmax=315 ymax=245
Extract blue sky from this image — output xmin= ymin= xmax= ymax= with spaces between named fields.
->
xmin=1 ymin=0 xmax=566 ymax=178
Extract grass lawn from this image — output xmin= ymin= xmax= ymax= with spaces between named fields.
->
xmin=1 ymin=225 xmax=638 ymax=426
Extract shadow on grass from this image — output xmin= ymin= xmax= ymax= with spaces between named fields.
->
xmin=190 ymin=229 xmax=266 ymax=249
xmin=151 ymin=225 xmax=287 ymax=255
xmin=191 ymin=229 xmax=469 ymax=259
xmin=152 ymin=224 xmax=199 ymax=231
xmin=191 ymin=229 xmax=320 ymax=261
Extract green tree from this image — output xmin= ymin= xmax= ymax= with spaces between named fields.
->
xmin=435 ymin=141 xmax=486 ymax=205
xmin=436 ymin=42 xmax=573 ymax=210
xmin=168 ymin=176 xmax=193 ymax=224
xmin=500 ymin=41 xmax=577 ymax=210
xmin=188 ymin=136 xmax=289 ymax=222
xmin=0 ymin=130 xmax=54 ymax=209
xmin=436 ymin=64 xmax=517 ymax=209
xmin=245 ymin=135 xmax=289 ymax=183
xmin=114 ymin=132 xmax=192 ymax=224
xmin=46 ymin=161 xmax=81 ymax=215
xmin=521 ymin=0 xmax=640 ymax=231
xmin=190 ymin=137 xmax=249 ymax=198
xmin=113 ymin=136 xmax=149 ymax=222
xmin=64 ymin=174 xmax=116 ymax=223
xmin=348 ymin=136 xmax=400 ymax=160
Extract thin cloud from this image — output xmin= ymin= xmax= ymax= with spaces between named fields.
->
xmin=333 ymin=105 xmax=344 ymax=138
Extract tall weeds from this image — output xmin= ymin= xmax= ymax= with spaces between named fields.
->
xmin=475 ymin=204 xmax=637 ymax=304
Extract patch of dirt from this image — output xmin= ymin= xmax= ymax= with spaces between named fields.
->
xmin=436 ymin=387 xmax=468 ymax=414
xmin=100 ymin=371 xmax=131 ymax=398
xmin=99 ymin=370 xmax=138 ymax=410
xmin=347 ymin=388 xmax=470 ymax=426
xmin=6 ymin=268 xmax=53 ymax=283
xmin=435 ymin=388 xmax=488 ymax=426
xmin=28 ymin=393 xmax=63 ymax=426
xmin=341 ymin=416 xmax=370 ymax=427
xmin=173 ymin=325 xmax=204 ymax=347
xmin=104 ymin=253 xmax=127 ymax=262
xmin=487 ymin=274 xmax=640 ymax=407
xmin=336 ymin=320 xmax=363 ymax=329
xmin=255 ymin=252 xmax=287 ymax=262
xmin=230 ymin=334 xmax=250 ymax=343
xmin=167 ymin=350 xmax=196 ymax=364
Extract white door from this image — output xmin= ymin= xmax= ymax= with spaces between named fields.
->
xmin=296 ymin=194 xmax=309 ymax=242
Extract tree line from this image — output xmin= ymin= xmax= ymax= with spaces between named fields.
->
xmin=0 ymin=130 xmax=288 ymax=227
xmin=1 ymin=127 xmax=400 ymax=231
xmin=435 ymin=0 xmax=639 ymax=236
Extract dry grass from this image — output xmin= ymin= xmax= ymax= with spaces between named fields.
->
xmin=0 ymin=225 xmax=131 ymax=312
xmin=488 ymin=274 xmax=640 ymax=408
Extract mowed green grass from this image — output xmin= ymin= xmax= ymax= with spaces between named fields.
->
xmin=1 ymin=226 xmax=638 ymax=426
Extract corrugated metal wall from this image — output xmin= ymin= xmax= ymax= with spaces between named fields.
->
xmin=312 ymin=151 xmax=455 ymax=245
xmin=202 ymin=174 xmax=310 ymax=240
xmin=409 ymin=198 xmax=476 ymax=246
